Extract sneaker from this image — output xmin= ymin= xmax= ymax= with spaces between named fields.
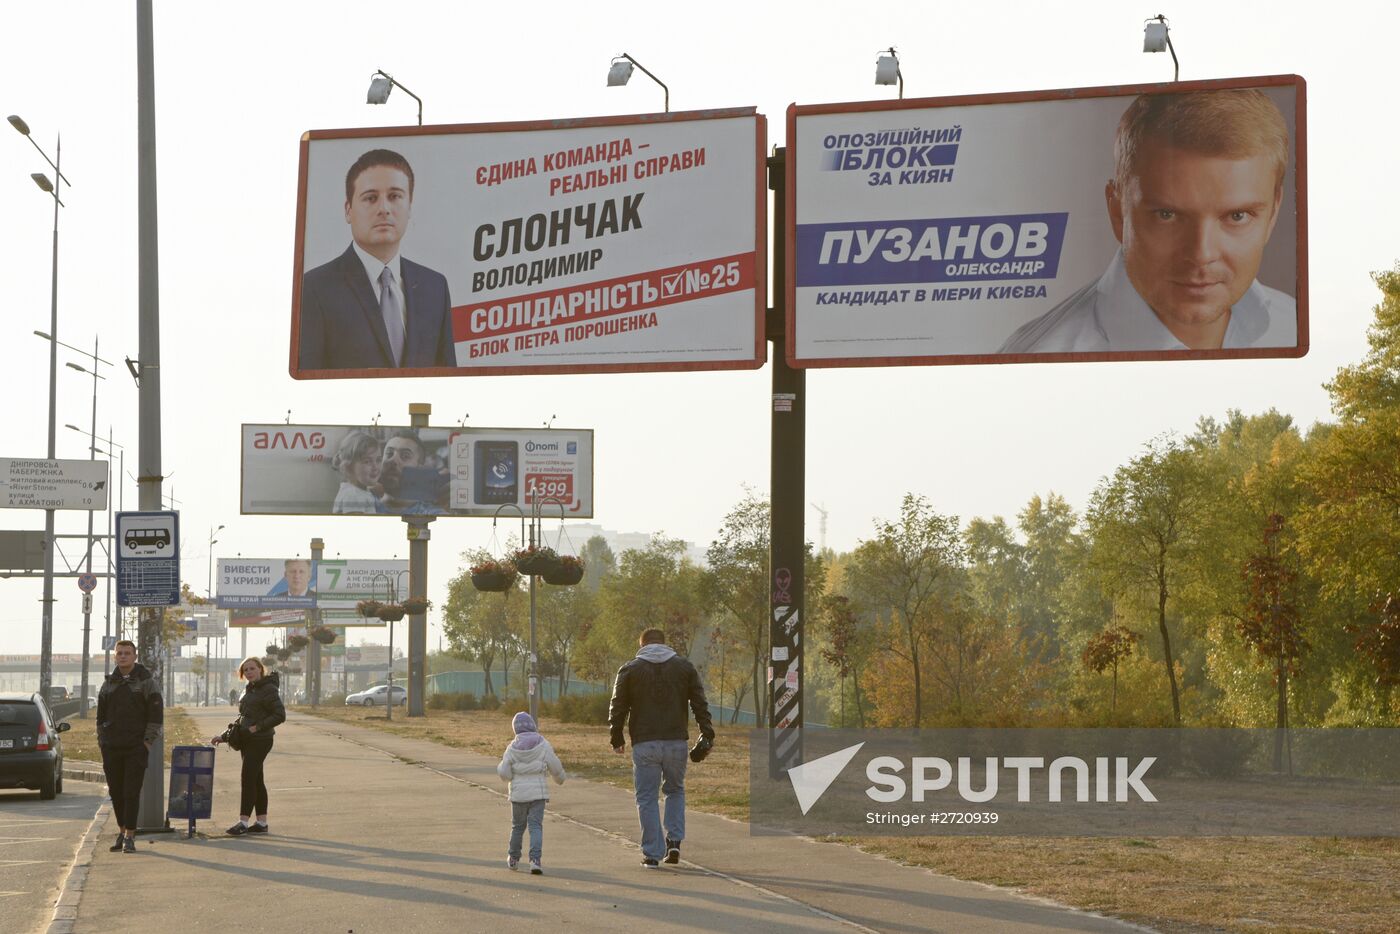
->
xmin=246 ymin=823 xmax=268 ymax=834
xmin=664 ymin=840 xmax=680 ymax=864
xmin=109 ymin=834 xmax=125 ymax=852
xmin=529 ymin=860 xmax=542 ymax=875
xmin=122 ymin=835 xmax=136 ymax=853
xmin=507 ymin=856 xmax=519 ymax=871
xmin=640 ymin=857 xmax=660 ymax=869
xmin=226 ymin=822 xmax=248 ymax=836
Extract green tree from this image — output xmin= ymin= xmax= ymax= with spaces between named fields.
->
xmin=847 ymin=494 xmax=964 ymax=728
xmin=1239 ymin=513 xmax=1306 ymax=768
xmin=1086 ymin=436 xmax=1209 ymax=724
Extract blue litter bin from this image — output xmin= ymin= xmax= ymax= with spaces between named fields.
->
xmin=167 ymin=745 xmax=215 ymax=837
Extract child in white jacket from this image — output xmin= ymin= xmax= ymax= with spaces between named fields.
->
xmin=497 ymin=711 xmax=566 ymax=874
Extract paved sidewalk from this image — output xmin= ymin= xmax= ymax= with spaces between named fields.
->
xmin=70 ymin=708 xmax=1146 ymax=933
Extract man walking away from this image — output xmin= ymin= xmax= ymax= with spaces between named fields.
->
xmin=608 ymin=628 xmax=714 ymax=868
xmin=96 ymin=640 xmax=163 ymax=853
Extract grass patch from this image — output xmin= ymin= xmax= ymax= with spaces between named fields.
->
xmin=60 ymin=706 xmax=207 ymax=767
xmin=295 ymin=704 xmax=1400 ymax=933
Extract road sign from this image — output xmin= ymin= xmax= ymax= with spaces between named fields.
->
xmin=82 ymin=593 xmax=93 ymax=615
xmin=0 ymin=458 xmax=108 ymax=510
xmin=116 ymin=511 xmax=180 ymax=607
xmin=77 ymin=572 xmax=98 ymax=593
xmin=102 ymin=635 xmax=117 ymax=651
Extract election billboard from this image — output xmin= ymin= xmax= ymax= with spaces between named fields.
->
xmin=290 ymin=108 xmax=766 ymax=378
xmin=787 ymin=74 xmax=1307 ymax=367
xmin=216 ymin=558 xmax=317 ymax=609
xmin=241 ymin=424 xmax=593 ymax=518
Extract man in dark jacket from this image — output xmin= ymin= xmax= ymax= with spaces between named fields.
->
xmin=96 ymin=640 xmax=163 ymax=853
xmin=608 ymin=628 xmax=714 ymax=868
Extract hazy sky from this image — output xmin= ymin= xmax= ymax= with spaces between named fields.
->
xmin=3 ymin=1 xmax=1393 ymax=654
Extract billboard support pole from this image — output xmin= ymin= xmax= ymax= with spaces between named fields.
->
xmin=135 ymin=0 xmax=169 ymax=834
xmin=405 ymin=403 xmax=431 ymax=717
xmin=766 ymin=147 xmax=805 ymax=780
xmin=308 ymin=537 xmax=324 ymax=706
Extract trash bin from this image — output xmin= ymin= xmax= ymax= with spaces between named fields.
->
xmin=167 ymin=745 xmax=215 ymax=837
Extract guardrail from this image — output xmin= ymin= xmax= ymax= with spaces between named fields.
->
xmin=50 ymin=699 xmax=82 ymax=721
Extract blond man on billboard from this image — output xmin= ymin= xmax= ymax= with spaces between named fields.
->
xmin=1000 ymin=90 xmax=1296 ymax=353
xmin=298 ymin=149 xmax=457 ymax=370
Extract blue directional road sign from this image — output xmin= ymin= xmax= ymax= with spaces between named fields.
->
xmin=116 ymin=510 xmax=180 ymax=607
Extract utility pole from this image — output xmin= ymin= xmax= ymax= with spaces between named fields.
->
xmin=404 ymin=403 xmax=431 ymax=717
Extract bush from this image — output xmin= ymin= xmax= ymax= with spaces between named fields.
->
xmin=427 ymin=691 xmax=481 ymax=711
xmin=478 ymin=692 xmax=502 ymax=711
xmin=543 ymin=691 xmax=610 ymax=725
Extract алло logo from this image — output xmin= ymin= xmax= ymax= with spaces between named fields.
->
xmin=786 ymin=743 xmax=1158 ymax=816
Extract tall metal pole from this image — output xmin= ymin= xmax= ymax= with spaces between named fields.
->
xmin=527 ymin=513 xmax=539 ymax=721
xmin=308 ymin=537 xmax=324 ymax=706
xmin=78 ymin=338 xmax=100 ymax=716
xmin=38 ymin=136 xmax=62 ymax=702
xmin=404 ymin=403 xmax=431 ymax=717
xmin=102 ymin=431 xmax=117 ymax=683
xmin=135 ymin=0 xmax=169 ymax=832
xmin=766 ymin=148 xmax=805 ymax=779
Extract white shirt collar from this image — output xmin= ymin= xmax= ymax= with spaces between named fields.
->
xmin=1095 ymin=249 xmax=1271 ymax=350
xmin=351 ymin=242 xmax=403 ymax=295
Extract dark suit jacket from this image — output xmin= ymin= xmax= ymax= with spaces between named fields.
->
xmin=298 ymin=245 xmax=457 ymax=370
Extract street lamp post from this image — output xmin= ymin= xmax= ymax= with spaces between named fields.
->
xmin=10 ymin=114 xmax=72 ymax=701
xmin=206 ymin=525 xmax=223 ymax=707
xmin=60 ymin=339 xmax=110 ymax=717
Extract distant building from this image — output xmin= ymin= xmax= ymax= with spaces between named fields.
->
xmin=565 ymin=523 xmax=707 ymax=566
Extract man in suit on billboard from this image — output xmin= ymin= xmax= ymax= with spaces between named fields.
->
xmin=1000 ymin=89 xmax=1296 ymax=354
xmin=298 ymin=149 xmax=458 ymax=370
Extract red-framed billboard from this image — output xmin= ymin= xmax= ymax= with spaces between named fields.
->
xmin=786 ymin=75 xmax=1307 ymax=368
xmin=290 ymin=108 xmax=767 ymax=379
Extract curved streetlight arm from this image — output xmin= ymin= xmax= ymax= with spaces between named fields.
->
xmin=619 ymin=53 xmax=669 ymax=112
xmin=374 ymin=70 xmax=423 ymax=125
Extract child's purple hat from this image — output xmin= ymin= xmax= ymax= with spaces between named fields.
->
xmin=512 ymin=711 xmax=538 ymax=734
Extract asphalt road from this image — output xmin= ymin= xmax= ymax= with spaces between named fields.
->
xmin=0 ymin=779 xmax=105 ymax=934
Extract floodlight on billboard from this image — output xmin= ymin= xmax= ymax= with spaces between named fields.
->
xmin=290 ymin=108 xmax=766 ymax=378
xmin=240 ymin=424 xmax=593 ymax=519
xmin=786 ymin=74 xmax=1307 ymax=368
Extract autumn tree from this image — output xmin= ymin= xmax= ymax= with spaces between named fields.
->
xmin=1082 ymin=624 xmax=1140 ymax=712
xmin=1086 ymin=436 xmax=1209 ymax=725
xmin=846 ymin=494 xmax=964 ymax=728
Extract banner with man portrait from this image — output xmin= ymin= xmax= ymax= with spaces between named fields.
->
xmin=290 ymin=109 xmax=766 ymax=378
xmin=787 ymin=74 xmax=1306 ymax=367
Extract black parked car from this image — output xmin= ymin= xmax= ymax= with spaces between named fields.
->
xmin=0 ymin=692 xmax=70 ymax=799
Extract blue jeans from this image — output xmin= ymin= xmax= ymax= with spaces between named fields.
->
xmin=509 ymin=799 xmax=545 ymax=862
xmin=631 ymin=739 xmax=688 ymax=860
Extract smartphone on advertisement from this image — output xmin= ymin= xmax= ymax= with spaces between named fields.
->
xmin=474 ymin=441 xmax=518 ymax=505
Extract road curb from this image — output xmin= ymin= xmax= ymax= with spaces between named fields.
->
xmin=45 ymin=799 xmax=110 ymax=934
xmin=63 ymin=765 xmax=106 ymax=785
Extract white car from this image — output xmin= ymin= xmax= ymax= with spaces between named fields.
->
xmin=346 ymin=685 xmax=406 ymax=707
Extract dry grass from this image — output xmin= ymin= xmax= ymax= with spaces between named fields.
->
xmin=60 ymin=706 xmax=207 ymax=767
xmin=297 ymin=705 xmax=1400 ymax=933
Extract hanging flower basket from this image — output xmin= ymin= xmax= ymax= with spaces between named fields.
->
xmin=542 ymin=555 xmax=585 ymax=586
xmin=286 ymin=634 xmax=310 ymax=652
xmin=311 ymin=626 xmax=338 ymax=645
xmin=400 ymin=596 xmax=432 ymax=616
xmin=470 ymin=558 xmax=519 ymax=593
xmin=376 ymin=604 xmax=406 ymax=622
xmin=357 ymin=599 xmax=384 ymax=618
xmin=513 ymin=545 xmax=561 ymax=577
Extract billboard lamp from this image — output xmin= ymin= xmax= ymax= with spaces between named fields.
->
xmin=365 ymin=69 xmax=423 ymax=126
xmin=874 ymin=48 xmax=903 ymax=99
xmin=607 ymin=53 xmax=668 ymax=113
xmin=1143 ymin=15 xmax=1179 ymax=81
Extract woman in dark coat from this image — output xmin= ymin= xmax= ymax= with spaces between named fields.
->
xmin=210 ymin=656 xmax=285 ymax=835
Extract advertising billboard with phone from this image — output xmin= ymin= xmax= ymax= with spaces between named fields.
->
xmin=240 ymin=423 xmax=593 ymax=518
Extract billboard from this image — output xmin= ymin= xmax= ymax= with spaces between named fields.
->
xmin=787 ymin=74 xmax=1307 ymax=367
xmin=316 ymin=559 xmax=409 ymax=610
xmin=241 ymin=424 xmax=593 ymax=518
xmin=290 ymin=108 xmax=766 ymax=378
xmin=1 ymin=458 xmax=108 ymax=510
xmin=216 ymin=558 xmax=317 ymax=609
